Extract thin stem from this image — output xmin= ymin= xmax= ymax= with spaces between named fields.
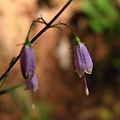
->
xmin=31 ymin=0 xmax=72 ymax=44
xmin=38 ymin=15 xmax=48 ymax=25
xmin=0 ymin=0 xmax=72 ymax=81
xmin=55 ymin=22 xmax=81 ymax=46
xmin=58 ymin=22 xmax=77 ymax=37
xmin=27 ymin=18 xmax=43 ymax=39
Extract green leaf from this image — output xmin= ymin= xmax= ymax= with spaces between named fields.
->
xmin=0 ymin=72 xmax=9 ymax=88
xmin=82 ymin=0 xmax=98 ymax=18
xmin=0 ymin=57 xmax=17 ymax=88
xmin=9 ymin=57 xmax=16 ymax=67
xmin=95 ymin=0 xmax=119 ymax=22
xmin=0 ymin=84 xmax=24 ymax=95
xmin=37 ymin=102 xmax=53 ymax=120
xmin=90 ymin=19 xmax=104 ymax=33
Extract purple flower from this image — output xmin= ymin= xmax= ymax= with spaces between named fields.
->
xmin=20 ymin=44 xmax=36 ymax=79
xmin=19 ymin=22 xmax=39 ymax=108
xmin=74 ymin=37 xmax=93 ymax=95
xmin=20 ymin=42 xmax=38 ymax=108
xmin=74 ymin=43 xmax=93 ymax=77
xmin=25 ymin=74 xmax=38 ymax=92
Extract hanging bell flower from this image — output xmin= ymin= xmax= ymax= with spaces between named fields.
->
xmin=20 ymin=39 xmax=38 ymax=108
xmin=20 ymin=39 xmax=38 ymax=92
xmin=20 ymin=41 xmax=36 ymax=80
xmin=20 ymin=37 xmax=38 ymax=91
xmin=19 ymin=20 xmax=39 ymax=108
xmin=20 ymin=19 xmax=38 ymax=80
xmin=74 ymin=37 xmax=93 ymax=95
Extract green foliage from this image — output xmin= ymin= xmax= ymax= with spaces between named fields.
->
xmin=0 ymin=57 xmax=16 ymax=89
xmin=12 ymin=88 xmax=52 ymax=120
xmin=21 ymin=101 xmax=53 ymax=120
xmin=82 ymin=0 xmax=120 ymax=33
xmin=0 ymin=72 xmax=9 ymax=88
xmin=99 ymin=109 xmax=113 ymax=120
xmin=0 ymin=84 xmax=24 ymax=95
xmin=11 ymin=88 xmax=53 ymax=120
xmin=36 ymin=102 xmax=53 ymax=120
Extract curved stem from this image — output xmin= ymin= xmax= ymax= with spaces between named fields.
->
xmin=58 ymin=22 xmax=77 ymax=37
xmin=0 ymin=0 xmax=73 ymax=81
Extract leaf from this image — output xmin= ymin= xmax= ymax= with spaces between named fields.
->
xmin=82 ymin=0 xmax=98 ymax=18
xmin=0 ymin=84 xmax=24 ymax=95
xmin=9 ymin=57 xmax=16 ymax=67
xmin=0 ymin=72 xmax=9 ymax=88
xmin=90 ymin=19 xmax=104 ymax=33
xmin=0 ymin=57 xmax=16 ymax=88
xmin=95 ymin=0 xmax=119 ymax=22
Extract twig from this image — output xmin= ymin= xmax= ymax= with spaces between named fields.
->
xmin=0 ymin=0 xmax=72 ymax=81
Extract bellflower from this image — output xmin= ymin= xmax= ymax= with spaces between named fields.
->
xmin=20 ymin=38 xmax=39 ymax=92
xmin=19 ymin=21 xmax=39 ymax=108
xmin=20 ymin=41 xmax=36 ymax=80
xmin=20 ymin=38 xmax=39 ymax=108
xmin=74 ymin=37 xmax=93 ymax=95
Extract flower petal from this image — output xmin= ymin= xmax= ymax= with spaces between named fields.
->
xmin=76 ymin=69 xmax=84 ymax=78
xmin=25 ymin=74 xmax=38 ymax=92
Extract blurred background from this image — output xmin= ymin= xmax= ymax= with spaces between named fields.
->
xmin=0 ymin=0 xmax=120 ymax=120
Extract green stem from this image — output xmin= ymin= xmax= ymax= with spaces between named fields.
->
xmin=0 ymin=84 xmax=24 ymax=95
xmin=59 ymin=22 xmax=77 ymax=37
xmin=58 ymin=22 xmax=82 ymax=45
xmin=26 ymin=18 xmax=42 ymax=45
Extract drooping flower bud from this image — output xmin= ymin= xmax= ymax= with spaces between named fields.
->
xmin=20 ymin=42 xmax=36 ymax=80
xmin=74 ymin=37 xmax=93 ymax=95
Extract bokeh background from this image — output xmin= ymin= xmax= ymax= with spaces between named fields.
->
xmin=0 ymin=0 xmax=120 ymax=120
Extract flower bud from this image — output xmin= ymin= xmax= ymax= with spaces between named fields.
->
xmin=20 ymin=44 xmax=36 ymax=79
